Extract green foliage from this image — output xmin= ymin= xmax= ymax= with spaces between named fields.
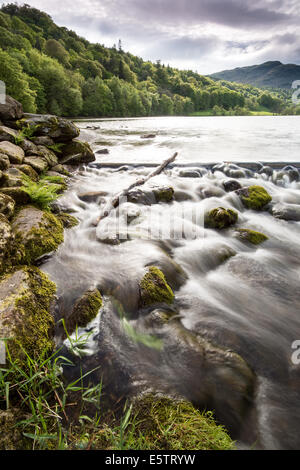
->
xmin=0 ymin=4 xmax=293 ymax=117
xmin=21 ymin=174 xmax=61 ymax=210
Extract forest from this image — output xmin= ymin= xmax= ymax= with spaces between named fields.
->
xmin=0 ymin=3 xmax=298 ymax=118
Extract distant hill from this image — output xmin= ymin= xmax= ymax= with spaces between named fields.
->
xmin=210 ymin=61 xmax=300 ymax=90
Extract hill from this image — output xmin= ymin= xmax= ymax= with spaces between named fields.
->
xmin=0 ymin=4 xmax=296 ymax=117
xmin=210 ymin=61 xmax=300 ymax=90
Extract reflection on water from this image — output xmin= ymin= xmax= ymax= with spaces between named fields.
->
xmin=43 ymin=117 xmax=300 ymax=449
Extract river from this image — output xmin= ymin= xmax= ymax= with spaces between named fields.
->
xmin=42 ymin=116 xmax=300 ymax=450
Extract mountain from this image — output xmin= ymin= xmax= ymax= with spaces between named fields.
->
xmin=0 ymin=4 xmax=292 ymax=116
xmin=210 ymin=61 xmax=300 ymax=90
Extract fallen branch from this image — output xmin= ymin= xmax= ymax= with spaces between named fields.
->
xmin=93 ymin=152 xmax=178 ymax=225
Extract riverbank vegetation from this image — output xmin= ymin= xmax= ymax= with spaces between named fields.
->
xmin=0 ymin=4 xmax=298 ymax=118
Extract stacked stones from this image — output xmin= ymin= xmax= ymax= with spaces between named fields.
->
xmin=0 ymin=95 xmax=95 ymax=363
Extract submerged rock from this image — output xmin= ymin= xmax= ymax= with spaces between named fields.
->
xmin=179 ymin=169 xmax=202 ymax=178
xmin=139 ymin=266 xmax=175 ymax=307
xmin=66 ymin=288 xmax=103 ymax=334
xmin=271 ymin=203 xmax=300 ymax=221
xmin=223 ymin=179 xmax=242 ymax=193
xmin=11 ymin=206 xmax=64 ymax=264
xmin=205 ymin=207 xmax=238 ymax=230
xmin=127 ymin=186 xmax=174 ymax=205
xmin=237 ymin=185 xmax=272 ymax=210
xmin=234 ymin=228 xmax=269 ymax=245
xmin=0 ymin=267 xmax=55 ymax=362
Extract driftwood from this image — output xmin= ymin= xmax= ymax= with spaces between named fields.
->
xmin=94 ymin=152 xmax=178 ymax=226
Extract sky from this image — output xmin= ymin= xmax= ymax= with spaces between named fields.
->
xmin=10 ymin=0 xmax=300 ymax=74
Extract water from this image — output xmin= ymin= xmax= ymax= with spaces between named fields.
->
xmin=42 ymin=116 xmax=300 ymax=449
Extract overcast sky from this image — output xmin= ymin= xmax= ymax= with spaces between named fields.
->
xmin=11 ymin=0 xmax=300 ymax=74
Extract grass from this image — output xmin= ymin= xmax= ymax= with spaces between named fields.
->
xmin=21 ymin=174 xmax=62 ymax=210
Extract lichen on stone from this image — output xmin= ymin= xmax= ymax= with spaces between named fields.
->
xmin=238 ymin=185 xmax=272 ymax=210
xmin=205 ymin=207 xmax=238 ymax=230
xmin=66 ymin=288 xmax=103 ymax=333
xmin=235 ymin=228 xmax=269 ymax=245
xmin=139 ymin=266 xmax=175 ymax=307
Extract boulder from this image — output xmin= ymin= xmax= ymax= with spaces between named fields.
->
xmin=17 ymin=114 xmax=79 ymax=142
xmin=36 ymin=145 xmax=58 ymax=167
xmin=139 ymin=266 xmax=175 ymax=307
xmin=19 ymin=139 xmax=40 ymax=156
xmin=0 ymin=192 xmax=15 ymax=219
xmin=127 ymin=186 xmax=174 ymax=205
xmin=2 ymin=168 xmax=23 ymax=187
xmin=205 ymin=207 xmax=238 ymax=230
xmin=234 ymin=228 xmax=268 ymax=245
xmin=0 ymin=141 xmax=24 ymax=164
xmin=12 ymin=206 xmax=64 ymax=264
xmin=0 ymin=125 xmax=19 ymax=143
xmin=0 ymin=213 xmax=12 ymax=271
xmin=0 ymin=154 xmax=10 ymax=170
xmin=59 ymin=139 xmax=95 ymax=165
xmin=32 ymin=136 xmax=54 ymax=147
xmin=0 ymin=187 xmax=30 ymax=204
xmin=237 ymin=185 xmax=272 ymax=211
xmin=0 ymin=267 xmax=55 ymax=362
xmin=0 ymin=95 xmax=23 ymax=122
xmin=178 ymin=169 xmax=202 ymax=178
xmin=11 ymin=164 xmax=39 ymax=182
xmin=24 ymin=156 xmax=48 ymax=173
xmin=65 ymin=288 xmax=103 ymax=334
xmin=223 ymin=179 xmax=242 ymax=193
xmin=50 ymin=164 xmax=70 ymax=176
xmin=271 ymin=203 xmax=300 ymax=221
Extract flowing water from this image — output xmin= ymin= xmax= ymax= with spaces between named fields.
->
xmin=43 ymin=116 xmax=300 ymax=449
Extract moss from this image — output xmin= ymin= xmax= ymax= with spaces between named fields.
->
xmin=154 ymin=187 xmax=174 ymax=203
xmin=67 ymin=288 xmax=103 ymax=333
xmin=0 ymin=409 xmax=31 ymax=450
xmin=240 ymin=185 xmax=272 ymax=210
xmin=205 ymin=207 xmax=238 ymax=230
xmin=0 ymin=267 xmax=56 ymax=364
xmin=235 ymin=228 xmax=269 ymax=245
xmin=139 ymin=266 xmax=175 ymax=307
xmin=57 ymin=212 xmax=79 ymax=229
xmin=11 ymin=209 xmax=64 ymax=265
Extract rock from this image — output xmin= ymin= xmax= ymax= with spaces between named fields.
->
xmin=36 ymin=145 xmax=58 ymax=167
xmin=12 ymin=206 xmax=64 ymax=264
xmin=11 ymin=164 xmax=39 ymax=181
xmin=271 ymin=203 xmax=300 ymax=221
xmin=223 ymin=179 xmax=242 ymax=192
xmin=179 ymin=169 xmax=202 ymax=178
xmin=59 ymin=139 xmax=95 ymax=165
xmin=66 ymin=288 xmax=103 ymax=334
xmin=205 ymin=207 xmax=238 ymax=230
xmin=141 ymin=134 xmax=156 ymax=139
xmin=96 ymin=148 xmax=109 ymax=155
xmin=32 ymin=136 xmax=54 ymax=146
xmin=282 ymin=166 xmax=299 ymax=183
xmin=0 ymin=125 xmax=19 ymax=143
xmin=127 ymin=186 xmax=174 ymax=205
xmin=78 ymin=191 xmax=108 ymax=203
xmin=57 ymin=213 xmax=79 ymax=229
xmin=0 ymin=95 xmax=23 ymax=121
xmin=24 ymin=156 xmax=48 ymax=173
xmin=139 ymin=266 xmax=175 ymax=307
xmin=0 ymin=187 xmax=30 ymax=204
xmin=197 ymin=184 xmax=225 ymax=199
xmin=17 ymin=114 xmax=79 ymax=142
xmin=0 ymin=267 xmax=55 ymax=362
xmin=153 ymin=186 xmax=174 ymax=203
xmin=259 ymin=166 xmax=273 ymax=177
xmin=2 ymin=168 xmax=23 ymax=187
xmin=0 ymin=154 xmax=10 ymax=170
xmin=19 ymin=139 xmax=40 ymax=156
xmin=234 ymin=228 xmax=269 ymax=245
xmin=50 ymin=164 xmax=70 ymax=176
xmin=237 ymin=185 xmax=272 ymax=210
xmin=0 ymin=213 xmax=12 ymax=271
xmin=0 ymin=192 xmax=15 ymax=219
xmin=0 ymin=141 xmax=24 ymax=164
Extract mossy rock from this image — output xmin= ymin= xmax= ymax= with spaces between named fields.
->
xmin=127 ymin=394 xmax=235 ymax=450
xmin=0 ymin=141 xmax=24 ymax=164
xmin=205 ymin=207 xmax=238 ymax=230
xmin=66 ymin=288 xmax=103 ymax=334
xmin=11 ymin=206 xmax=64 ymax=265
xmin=0 ymin=267 xmax=56 ymax=363
xmin=0 ymin=187 xmax=31 ymax=205
xmin=153 ymin=186 xmax=174 ymax=203
xmin=17 ymin=114 xmax=80 ymax=142
xmin=59 ymin=139 xmax=95 ymax=165
xmin=57 ymin=212 xmax=79 ymax=229
xmin=0 ymin=192 xmax=15 ymax=219
xmin=0 ymin=213 xmax=12 ymax=273
xmin=139 ymin=266 xmax=175 ymax=307
xmin=235 ymin=228 xmax=269 ymax=245
xmin=238 ymin=185 xmax=272 ymax=210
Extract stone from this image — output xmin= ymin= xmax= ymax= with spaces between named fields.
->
xmin=271 ymin=203 xmax=300 ymax=221
xmin=24 ymin=156 xmax=48 ymax=173
xmin=0 ymin=187 xmax=30 ymax=204
xmin=19 ymin=139 xmax=40 ymax=156
xmin=0 ymin=125 xmax=19 ymax=143
xmin=65 ymin=288 xmax=103 ymax=334
xmin=179 ymin=169 xmax=202 ymax=178
xmin=12 ymin=206 xmax=64 ymax=264
xmin=96 ymin=148 xmax=109 ymax=155
xmin=2 ymin=168 xmax=23 ymax=187
xmin=32 ymin=136 xmax=55 ymax=146
xmin=0 ymin=213 xmax=12 ymax=271
xmin=78 ymin=191 xmax=108 ymax=203
xmin=0 ymin=95 xmax=23 ymax=122
xmin=139 ymin=266 xmax=175 ymax=307
xmin=36 ymin=145 xmax=58 ymax=167
xmin=50 ymin=164 xmax=70 ymax=176
xmin=223 ymin=179 xmax=242 ymax=192
xmin=0 ymin=192 xmax=15 ymax=219
xmin=237 ymin=185 xmax=272 ymax=211
xmin=0 ymin=267 xmax=55 ymax=362
xmin=0 ymin=154 xmax=10 ymax=170
xmin=0 ymin=141 xmax=24 ymax=164
xmin=234 ymin=228 xmax=269 ymax=245
xmin=11 ymin=164 xmax=39 ymax=182
xmin=59 ymin=139 xmax=95 ymax=165
xmin=205 ymin=207 xmax=238 ymax=230
xmin=17 ymin=114 xmax=79 ymax=142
